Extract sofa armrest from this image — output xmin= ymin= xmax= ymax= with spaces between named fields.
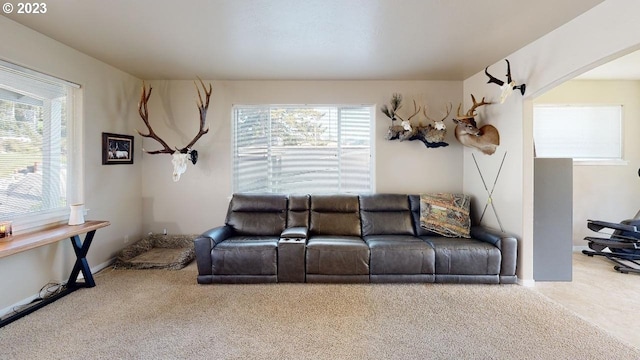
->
xmin=194 ymin=225 xmax=234 ymax=277
xmin=281 ymin=226 xmax=308 ymax=239
xmin=471 ymin=226 xmax=517 ymax=277
xmin=201 ymin=225 xmax=234 ymax=245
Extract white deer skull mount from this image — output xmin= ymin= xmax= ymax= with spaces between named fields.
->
xmin=171 ymin=150 xmax=199 ymax=182
xmin=137 ymin=79 xmax=211 ymax=182
xmin=485 ymin=59 xmax=526 ymax=104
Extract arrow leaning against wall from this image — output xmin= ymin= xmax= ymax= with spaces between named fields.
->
xmin=472 ymin=151 xmax=507 ymax=232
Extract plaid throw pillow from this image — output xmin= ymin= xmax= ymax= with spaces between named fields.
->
xmin=419 ymin=193 xmax=471 ymax=238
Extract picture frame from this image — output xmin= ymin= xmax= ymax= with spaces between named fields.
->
xmin=102 ymin=132 xmax=134 ymax=165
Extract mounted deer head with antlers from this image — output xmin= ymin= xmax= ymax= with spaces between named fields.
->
xmin=137 ymin=79 xmax=212 ymax=181
xmin=453 ymin=95 xmax=499 ymax=155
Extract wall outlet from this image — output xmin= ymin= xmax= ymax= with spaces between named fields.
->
xmin=124 ymin=235 xmax=130 ymax=243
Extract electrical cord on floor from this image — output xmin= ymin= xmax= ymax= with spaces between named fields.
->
xmin=4 ymin=281 xmax=66 ymax=317
xmin=38 ymin=281 xmax=66 ymax=300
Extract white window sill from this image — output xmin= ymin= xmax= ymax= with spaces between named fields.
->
xmin=7 ymin=209 xmax=70 ymax=233
xmin=573 ymin=159 xmax=628 ymax=166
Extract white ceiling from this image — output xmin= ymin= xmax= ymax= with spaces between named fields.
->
xmin=3 ymin=0 xmax=605 ymax=81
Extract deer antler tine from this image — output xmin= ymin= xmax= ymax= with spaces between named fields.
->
xmin=421 ymin=104 xmax=433 ymax=123
xmin=441 ymin=102 xmax=453 ymax=122
xmin=485 ymin=66 xmax=505 ymax=86
xmin=505 ymin=59 xmax=513 ymax=84
xmin=466 ymin=94 xmax=491 ymax=118
xmin=181 ymin=78 xmax=212 ymax=151
xmin=407 ymin=99 xmax=421 ymax=121
xmin=138 ymin=81 xmax=151 ymax=119
xmin=136 ymin=81 xmax=174 ymax=154
xmin=456 ymin=103 xmax=464 ymax=118
xmin=468 ymin=94 xmax=477 ymax=117
xmin=422 ymin=104 xmax=432 ymax=122
xmin=194 ymin=77 xmax=211 ymax=109
xmin=195 ymin=80 xmax=203 ymax=107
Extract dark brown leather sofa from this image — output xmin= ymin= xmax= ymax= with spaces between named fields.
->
xmin=194 ymin=193 xmax=517 ymax=284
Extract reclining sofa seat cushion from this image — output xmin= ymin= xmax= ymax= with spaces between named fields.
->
xmin=360 ymin=194 xmax=436 ymax=282
xmin=408 ymin=195 xmax=501 ymax=283
xmin=211 ymin=193 xmax=288 ymax=281
xmin=428 ymin=237 xmax=501 ymax=276
xmin=306 ymin=194 xmax=369 ymax=282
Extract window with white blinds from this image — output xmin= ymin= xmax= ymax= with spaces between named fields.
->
xmin=233 ymin=105 xmax=373 ymax=194
xmin=0 ymin=60 xmax=78 ymax=223
xmin=533 ymin=105 xmax=622 ymax=161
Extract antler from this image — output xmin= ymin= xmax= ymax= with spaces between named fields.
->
xmin=137 ymin=81 xmax=174 ymax=154
xmin=467 ymin=94 xmax=491 ymax=117
xmin=424 ymin=103 xmax=452 ymax=123
xmin=406 ymin=99 xmax=421 ymax=121
xmin=136 ymin=79 xmax=212 ymax=155
xmin=505 ymin=59 xmax=513 ymax=84
xmin=485 ymin=65 xmax=505 ymax=86
xmin=390 ymin=98 xmax=420 ymax=122
xmin=456 ymin=94 xmax=491 ymax=120
xmin=180 ymin=78 xmax=211 ymax=152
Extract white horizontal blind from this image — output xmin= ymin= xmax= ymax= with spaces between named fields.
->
xmin=338 ymin=107 xmax=372 ymax=192
xmin=533 ymin=105 xmax=622 ymax=160
xmin=233 ymin=105 xmax=373 ymax=194
xmin=0 ymin=63 xmax=73 ymax=220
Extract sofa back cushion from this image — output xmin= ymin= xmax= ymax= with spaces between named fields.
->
xmin=287 ymin=194 xmax=310 ymax=228
xmin=225 ymin=193 xmax=287 ymax=236
xmin=309 ymin=195 xmax=361 ymax=236
xmin=359 ymin=194 xmax=414 ymax=236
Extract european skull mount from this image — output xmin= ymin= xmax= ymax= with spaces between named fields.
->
xmin=485 ymin=59 xmax=526 ymax=103
xmin=453 ymin=94 xmax=500 ymax=155
xmin=137 ymin=79 xmax=212 ymax=181
xmin=380 ymin=93 xmax=449 ymax=148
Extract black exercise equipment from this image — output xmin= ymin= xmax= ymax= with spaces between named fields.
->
xmin=583 ymin=210 xmax=640 ymax=274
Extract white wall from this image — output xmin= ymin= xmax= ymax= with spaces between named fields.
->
xmin=140 ymin=80 xmax=463 ymax=234
xmin=462 ymin=0 xmax=640 ymax=283
xmin=534 ymin=80 xmax=640 ymax=246
xmin=0 ymin=17 xmax=142 ymax=312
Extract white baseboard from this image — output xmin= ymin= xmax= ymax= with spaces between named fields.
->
xmin=0 ymin=257 xmax=114 ymax=319
xmin=0 ymin=293 xmax=41 ymax=319
xmin=518 ymin=278 xmax=536 ymax=287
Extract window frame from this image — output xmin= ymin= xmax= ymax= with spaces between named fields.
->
xmin=231 ymin=104 xmax=375 ymax=194
xmin=0 ymin=59 xmax=82 ymax=231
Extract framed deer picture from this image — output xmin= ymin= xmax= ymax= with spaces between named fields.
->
xmin=102 ymin=132 xmax=134 ymax=165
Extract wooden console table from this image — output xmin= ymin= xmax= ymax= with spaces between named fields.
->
xmin=0 ymin=220 xmax=110 ymax=328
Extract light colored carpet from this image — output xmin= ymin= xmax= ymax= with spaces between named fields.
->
xmin=2 ymin=264 xmax=639 ymax=360
xmin=535 ymin=252 xmax=640 ymax=349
